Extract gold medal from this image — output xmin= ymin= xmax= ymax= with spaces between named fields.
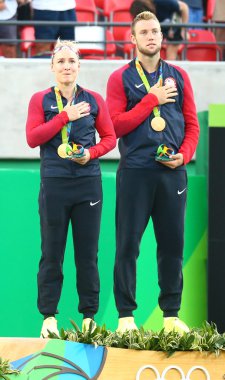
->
xmin=57 ymin=143 xmax=72 ymax=158
xmin=151 ymin=116 xmax=166 ymax=132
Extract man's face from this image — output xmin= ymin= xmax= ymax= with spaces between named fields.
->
xmin=131 ymin=19 xmax=163 ymax=57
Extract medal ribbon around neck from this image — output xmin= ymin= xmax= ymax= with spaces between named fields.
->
xmin=135 ymin=58 xmax=166 ymax=131
xmin=55 ymin=86 xmax=82 ymax=159
xmin=54 ymin=86 xmax=76 ymax=144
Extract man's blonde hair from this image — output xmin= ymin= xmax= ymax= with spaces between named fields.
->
xmin=52 ymin=38 xmax=79 ymax=61
xmin=131 ymin=11 xmax=161 ymax=35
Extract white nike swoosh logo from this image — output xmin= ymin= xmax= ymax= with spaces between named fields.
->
xmin=135 ymin=83 xmax=144 ymax=88
xmin=90 ymin=200 xmax=101 ymax=206
xmin=51 ymin=105 xmax=58 ymax=109
xmin=177 ymin=188 xmax=186 ymax=195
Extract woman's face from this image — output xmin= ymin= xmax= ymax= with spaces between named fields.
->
xmin=51 ymin=47 xmax=80 ymax=86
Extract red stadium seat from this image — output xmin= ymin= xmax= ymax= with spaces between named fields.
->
xmin=20 ymin=26 xmax=36 ymax=57
xmin=103 ymin=1 xmax=133 ymax=57
xmin=180 ymin=29 xmax=222 ymax=61
xmin=160 ymin=44 xmax=167 ymax=60
xmin=94 ymin=0 xmax=105 ymax=13
xmin=75 ymin=0 xmax=98 ymax=22
xmin=122 ymin=28 xmax=135 ymax=58
xmin=112 ymin=12 xmax=133 ymax=57
xmin=103 ymin=0 xmax=133 ymax=19
xmin=204 ymin=0 xmax=216 ymax=22
xmin=82 ymin=55 xmax=122 ymax=59
xmin=183 ymin=45 xmax=220 ymax=61
xmin=111 ymin=9 xmax=132 ymax=42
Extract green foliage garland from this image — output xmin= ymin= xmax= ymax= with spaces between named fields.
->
xmin=1 ymin=321 xmax=225 ymax=377
xmin=0 ymin=357 xmax=20 ymax=379
xmin=51 ymin=321 xmax=225 ymax=356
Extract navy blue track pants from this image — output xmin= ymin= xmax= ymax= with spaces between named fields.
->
xmin=37 ymin=176 xmax=102 ymax=319
xmin=114 ymin=168 xmax=187 ymax=318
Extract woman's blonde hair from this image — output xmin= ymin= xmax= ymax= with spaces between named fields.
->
xmin=51 ymin=38 xmax=79 ymax=61
xmin=131 ymin=11 xmax=160 ymax=35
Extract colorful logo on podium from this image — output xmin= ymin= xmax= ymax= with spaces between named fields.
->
xmin=10 ymin=341 xmax=107 ymax=379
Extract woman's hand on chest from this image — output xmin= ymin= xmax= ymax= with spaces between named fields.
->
xmin=64 ymin=101 xmax=90 ymax=121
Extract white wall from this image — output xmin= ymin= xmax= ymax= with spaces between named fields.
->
xmin=0 ymin=59 xmax=225 ymax=158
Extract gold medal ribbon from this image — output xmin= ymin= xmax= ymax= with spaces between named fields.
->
xmin=54 ymin=86 xmax=76 ymax=144
xmin=135 ymin=58 xmax=162 ymax=118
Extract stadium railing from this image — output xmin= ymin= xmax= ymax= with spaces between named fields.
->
xmin=0 ymin=20 xmax=224 ymax=60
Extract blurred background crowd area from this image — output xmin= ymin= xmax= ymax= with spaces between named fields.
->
xmin=0 ymin=0 xmax=224 ymax=61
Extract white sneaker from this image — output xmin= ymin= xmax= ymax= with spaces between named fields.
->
xmin=116 ymin=317 xmax=138 ymax=333
xmin=40 ymin=317 xmax=59 ymax=338
xmin=82 ymin=318 xmax=96 ymax=332
xmin=163 ymin=317 xmax=190 ymax=335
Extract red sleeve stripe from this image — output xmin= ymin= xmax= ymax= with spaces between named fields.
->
xmin=79 ymin=89 xmax=116 ymax=160
xmin=173 ymin=65 xmax=200 ymax=164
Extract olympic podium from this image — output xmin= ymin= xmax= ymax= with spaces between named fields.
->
xmin=0 ymin=338 xmax=225 ymax=379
